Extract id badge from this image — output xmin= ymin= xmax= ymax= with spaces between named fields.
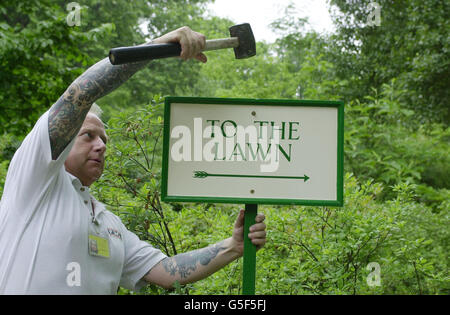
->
xmin=88 ymin=233 xmax=110 ymax=258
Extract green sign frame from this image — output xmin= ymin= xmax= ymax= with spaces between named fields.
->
xmin=161 ymin=96 xmax=344 ymax=207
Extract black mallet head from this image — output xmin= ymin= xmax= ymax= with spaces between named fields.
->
xmin=229 ymin=23 xmax=256 ymax=59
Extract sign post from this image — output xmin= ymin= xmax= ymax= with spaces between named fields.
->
xmin=243 ymin=203 xmax=257 ymax=295
xmin=161 ymin=97 xmax=344 ymax=294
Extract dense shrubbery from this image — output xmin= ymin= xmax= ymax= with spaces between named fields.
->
xmin=88 ymin=93 xmax=448 ymax=295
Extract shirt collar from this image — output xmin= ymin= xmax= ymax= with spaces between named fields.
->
xmin=67 ymin=172 xmax=84 ymax=189
xmin=66 ymin=172 xmax=106 ymax=216
xmin=90 ymin=195 xmax=106 ymax=216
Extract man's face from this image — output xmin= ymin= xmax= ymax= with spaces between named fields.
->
xmin=65 ymin=113 xmax=108 ymax=186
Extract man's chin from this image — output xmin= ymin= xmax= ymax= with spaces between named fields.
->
xmin=85 ymin=169 xmax=104 ymax=184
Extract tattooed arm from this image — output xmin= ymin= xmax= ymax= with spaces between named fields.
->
xmin=144 ymin=210 xmax=267 ymax=289
xmin=48 ymin=26 xmax=206 ymax=160
xmin=48 ymin=59 xmax=147 ymax=160
xmin=144 ymin=238 xmax=240 ymax=289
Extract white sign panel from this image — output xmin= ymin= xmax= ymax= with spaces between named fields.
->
xmin=161 ymin=97 xmax=344 ymax=206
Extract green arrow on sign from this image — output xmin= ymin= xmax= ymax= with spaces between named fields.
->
xmin=193 ymin=171 xmax=310 ymax=182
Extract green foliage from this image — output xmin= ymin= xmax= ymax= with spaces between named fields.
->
xmin=90 ymin=93 xmax=448 ymax=295
xmin=252 ymin=176 xmax=449 ymax=295
xmin=344 ymin=80 xmax=450 ymax=203
xmin=0 ymin=0 xmax=94 ymax=134
xmin=89 ymin=0 xmax=211 ymax=111
xmin=0 ymin=0 xmax=210 ymax=134
xmin=328 ymin=0 xmax=450 ymax=123
xmin=1 ymin=1 xmax=448 ymax=295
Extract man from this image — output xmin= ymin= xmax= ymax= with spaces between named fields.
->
xmin=0 ymin=27 xmax=266 ymax=294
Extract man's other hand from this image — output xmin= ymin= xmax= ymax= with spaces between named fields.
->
xmin=231 ymin=209 xmax=267 ymax=256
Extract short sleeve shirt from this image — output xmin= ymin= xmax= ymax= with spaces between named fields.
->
xmin=0 ymin=111 xmax=167 ymax=294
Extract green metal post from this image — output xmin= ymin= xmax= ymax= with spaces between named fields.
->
xmin=242 ymin=203 xmax=257 ymax=295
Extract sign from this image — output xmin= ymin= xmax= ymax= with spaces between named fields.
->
xmin=161 ymin=97 xmax=344 ymax=206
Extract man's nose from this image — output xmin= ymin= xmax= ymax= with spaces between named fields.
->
xmin=94 ymin=137 xmax=106 ymax=153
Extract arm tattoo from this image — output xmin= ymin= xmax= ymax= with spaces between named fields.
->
xmin=162 ymin=241 xmax=227 ymax=279
xmin=48 ymin=58 xmax=148 ymax=160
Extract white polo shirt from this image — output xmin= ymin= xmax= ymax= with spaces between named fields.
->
xmin=0 ymin=111 xmax=167 ymax=294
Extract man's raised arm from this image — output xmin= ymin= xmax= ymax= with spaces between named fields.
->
xmin=48 ymin=26 xmax=206 ymax=160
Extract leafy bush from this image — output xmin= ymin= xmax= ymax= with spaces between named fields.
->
xmin=89 ymin=95 xmax=448 ymax=295
xmin=1 ymin=0 xmax=447 ymax=295
xmin=344 ymin=81 xmax=450 ymax=205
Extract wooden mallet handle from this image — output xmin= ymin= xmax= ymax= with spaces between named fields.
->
xmin=109 ymin=37 xmax=239 ymax=65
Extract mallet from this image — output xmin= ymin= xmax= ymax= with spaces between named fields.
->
xmin=109 ymin=23 xmax=256 ymax=65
